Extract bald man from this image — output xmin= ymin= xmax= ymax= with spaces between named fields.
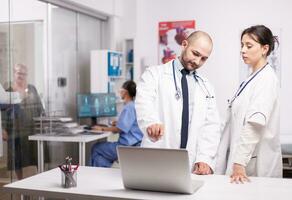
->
xmin=136 ymin=31 xmax=221 ymax=175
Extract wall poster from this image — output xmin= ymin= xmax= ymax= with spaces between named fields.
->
xmin=158 ymin=20 xmax=196 ymax=64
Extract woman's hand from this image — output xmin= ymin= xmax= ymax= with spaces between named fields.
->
xmin=111 ymin=120 xmax=117 ymax=126
xmin=91 ymin=125 xmax=104 ymax=131
xmin=230 ymin=163 xmax=250 ymax=184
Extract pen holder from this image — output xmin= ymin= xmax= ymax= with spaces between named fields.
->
xmin=61 ymin=170 xmax=77 ymax=188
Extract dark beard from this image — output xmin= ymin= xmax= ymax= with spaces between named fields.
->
xmin=178 ymin=56 xmax=188 ymax=69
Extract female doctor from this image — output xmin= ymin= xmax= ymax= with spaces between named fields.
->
xmin=215 ymin=25 xmax=282 ymax=183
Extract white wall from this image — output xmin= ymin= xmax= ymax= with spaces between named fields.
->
xmin=0 ymin=0 xmax=46 ymax=22
xmin=67 ymin=0 xmax=116 ymax=16
xmin=134 ymin=0 xmax=292 ymax=135
xmin=118 ymin=0 xmax=137 ymax=39
xmin=66 ymin=0 xmax=136 ymax=51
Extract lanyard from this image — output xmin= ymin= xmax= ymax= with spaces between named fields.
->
xmin=229 ymin=63 xmax=268 ymax=106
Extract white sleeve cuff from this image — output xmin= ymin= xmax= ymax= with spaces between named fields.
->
xmin=232 ymin=122 xmax=262 ymax=167
xmin=195 ymin=154 xmax=215 ymax=172
xmin=232 ymin=154 xmax=249 ymax=167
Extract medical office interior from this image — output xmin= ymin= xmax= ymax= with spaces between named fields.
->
xmin=0 ymin=0 xmax=292 ymax=199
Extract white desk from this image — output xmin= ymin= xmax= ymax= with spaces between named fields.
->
xmin=29 ymin=133 xmax=111 ymax=173
xmin=3 ymin=166 xmax=292 ymax=200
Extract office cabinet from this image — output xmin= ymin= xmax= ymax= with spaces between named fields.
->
xmin=90 ymin=50 xmax=123 ymax=93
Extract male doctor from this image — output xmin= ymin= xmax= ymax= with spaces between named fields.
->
xmin=135 ymin=31 xmax=221 ymax=174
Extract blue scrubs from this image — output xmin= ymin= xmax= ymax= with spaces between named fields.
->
xmin=90 ymin=101 xmax=143 ymax=167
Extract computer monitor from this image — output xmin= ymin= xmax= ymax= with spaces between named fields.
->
xmin=77 ymin=93 xmax=117 ymax=118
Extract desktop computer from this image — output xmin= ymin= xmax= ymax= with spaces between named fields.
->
xmin=77 ymin=93 xmax=117 ymax=119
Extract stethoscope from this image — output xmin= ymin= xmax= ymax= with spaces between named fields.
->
xmin=228 ymin=62 xmax=268 ymax=108
xmin=172 ymin=60 xmax=214 ymax=100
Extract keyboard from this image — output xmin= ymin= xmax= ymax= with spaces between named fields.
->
xmin=81 ymin=130 xmax=103 ymax=135
xmin=95 ymin=123 xmax=109 ymax=127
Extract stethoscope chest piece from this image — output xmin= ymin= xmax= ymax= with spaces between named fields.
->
xmin=175 ymin=89 xmax=181 ymax=100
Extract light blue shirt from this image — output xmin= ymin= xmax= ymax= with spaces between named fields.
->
xmin=117 ymin=101 xmax=143 ymax=146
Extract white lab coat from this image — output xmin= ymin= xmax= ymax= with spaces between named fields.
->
xmin=135 ymin=60 xmax=221 ymax=170
xmin=215 ymin=64 xmax=282 ymax=177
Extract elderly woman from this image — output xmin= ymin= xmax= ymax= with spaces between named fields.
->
xmin=2 ymin=63 xmax=44 ymax=180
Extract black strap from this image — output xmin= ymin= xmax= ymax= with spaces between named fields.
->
xmin=236 ymin=63 xmax=268 ymax=97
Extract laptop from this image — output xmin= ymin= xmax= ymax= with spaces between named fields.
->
xmin=117 ymin=146 xmax=204 ymax=194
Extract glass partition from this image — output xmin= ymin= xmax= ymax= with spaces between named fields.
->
xmin=0 ymin=1 xmax=47 ymax=199
xmin=0 ymin=0 xmax=106 ymax=199
xmin=47 ymin=5 xmax=79 ymax=167
xmin=0 ymin=1 xmax=11 ymax=199
xmin=78 ymin=14 xmax=102 ymax=94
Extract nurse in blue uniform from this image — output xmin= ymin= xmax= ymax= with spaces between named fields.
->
xmin=90 ymin=80 xmax=143 ymax=167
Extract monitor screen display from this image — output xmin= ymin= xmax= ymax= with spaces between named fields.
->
xmin=77 ymin=93 xmax=117 ymax=118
